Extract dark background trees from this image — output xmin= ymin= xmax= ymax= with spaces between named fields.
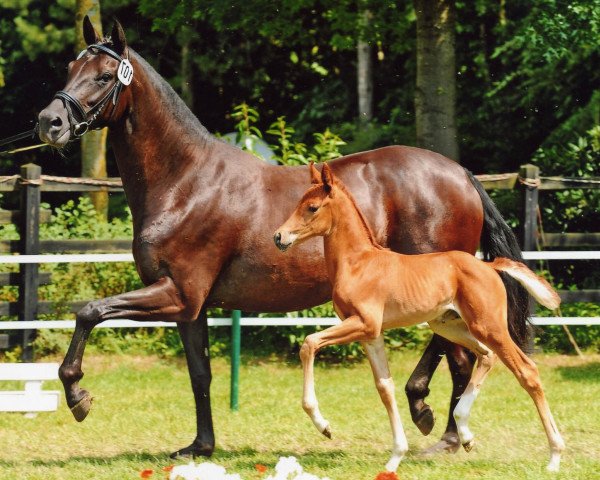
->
xmin=0 ymin=0 xmax=598 ymax=176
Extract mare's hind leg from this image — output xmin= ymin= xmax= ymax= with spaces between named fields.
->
xmin=406 ymin=331 xmax=476 ymax=455
xmin=428 ymin=315 xmax=496 ymax=452
xmin=404 ymin=334 xmax=444 ymax=435
xmin=363 ymin=336 xmax=408 ymax=472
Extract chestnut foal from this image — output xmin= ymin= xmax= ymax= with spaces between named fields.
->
xmin=273 ymin=163 xmax=565 ymax=473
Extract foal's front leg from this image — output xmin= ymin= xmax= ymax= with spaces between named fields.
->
xmin=300 ymin=314 xmax=378 ymax=438
xmin=363 ymin=336 xmax=408 ymax=472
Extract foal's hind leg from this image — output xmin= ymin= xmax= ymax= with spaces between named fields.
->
xmin=363 ymin=336 xmax=408 ymax=472
xmin=483 ymin=334 xmax=565 ymax=471
xmin=428 ymin=315 xmax=496 ymax=452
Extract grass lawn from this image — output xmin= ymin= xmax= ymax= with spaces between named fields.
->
xmin=0 ymin=350 xmax=598 ymax=479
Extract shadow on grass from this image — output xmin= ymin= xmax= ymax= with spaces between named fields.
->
xmin=9 ymin=446 xmax=350 ymax=470
xmin=16 ymin=451 xmax=171 ymax=469
xmin=557 ymin=362 xmax=600 ymax=382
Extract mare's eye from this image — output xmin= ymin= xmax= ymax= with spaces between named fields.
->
xmin=100 ymin=72 xmax=112 ymax=82
xmin=308 ymin=205 xmax=319 ymax=213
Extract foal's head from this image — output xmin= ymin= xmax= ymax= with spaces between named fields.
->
xmin=274 ymin=163 xmax=337 ymax=251
xmin=38 ymin=16 xmax=132 ymax=147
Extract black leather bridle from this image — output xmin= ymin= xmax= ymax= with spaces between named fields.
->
xmin=54 ymin=43 xmax=131 ymax=138
xmin=0 ymin=43 xmax=132 ymax=155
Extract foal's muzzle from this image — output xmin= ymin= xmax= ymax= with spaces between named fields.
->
xmin=273 ymin=232 xmax=291 ymax=252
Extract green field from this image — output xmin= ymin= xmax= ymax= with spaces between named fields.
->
xmin=1 ymin=351 xmax=598 ymax=479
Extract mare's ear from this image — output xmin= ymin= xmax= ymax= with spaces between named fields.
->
xmin=321 ymin=163 xmax=334 ymax=195
xmin=111 ymin=19 xmax=128 ymax=56
xmin=83 ymin=15 xmax=101 ymax=46
xmin=309 ymin=162 xmax=321 ymax=184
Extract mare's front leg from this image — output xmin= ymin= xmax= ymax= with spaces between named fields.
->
xmin=171 ymin=309 xmax=214 ymax=458
xmin=363 ymin=336 xmax=408 ymax=472
xmin=59 ymin=276 xmax=204 ymax=422
xmin=300 ymin=314 xmax=379 ymax=438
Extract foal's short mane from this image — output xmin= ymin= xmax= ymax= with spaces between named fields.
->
xmin=335 ymin=181 xmax=387 ymax=250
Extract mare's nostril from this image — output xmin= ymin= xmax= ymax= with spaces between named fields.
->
xmin=51 ymin=117 xmax=63 ymax=128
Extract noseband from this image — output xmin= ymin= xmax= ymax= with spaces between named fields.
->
xmin=54 ymin=44 xmax=133 ymax=138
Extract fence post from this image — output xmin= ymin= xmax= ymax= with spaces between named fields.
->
xmin=519 ymin=164 xmax=540 ymax=257
xmin=18 ymin=163 xmax=41 ymax=361
xmin=230 ymin=309 xmax=241 ymax=411
xmin=519 ymin=164 xmax=540 ymax=354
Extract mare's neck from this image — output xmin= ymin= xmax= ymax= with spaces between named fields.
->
xmin=108 ymin=51 xmax=216 ymax=220
xmin=323 ymin=189 xmax=379 ymax=279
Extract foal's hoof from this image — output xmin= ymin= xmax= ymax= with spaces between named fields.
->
xmin=462 ymin=439 xmax=475 ymax=452
xmin=70 ymin=391 xmax=93 ymax=422
xmin=322 ymin=424 xmax=332 ymax=439
xmin=414 ymin=406 xmax=435 ymax=436
xmin=170 ymin=442 xmax=214 ymax=459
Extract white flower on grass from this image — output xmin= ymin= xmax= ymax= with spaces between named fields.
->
xmin=168 ymin=456 xmax=328 ymax=480
xmin=265 ymin=456 xmax=330 ymax=480
xmin=169 ymin=461 xmax=241 ymax=480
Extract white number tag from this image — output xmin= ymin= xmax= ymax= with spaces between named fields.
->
xmin=117 ymin=59 xmax=134 ymax=86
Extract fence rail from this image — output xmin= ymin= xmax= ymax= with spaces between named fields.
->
xmin=0 ymin=316 xmax=598 ymax=330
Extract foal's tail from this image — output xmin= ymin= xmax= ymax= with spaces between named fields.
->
xmin=465 ymin=170 xmax=531 ymax=350
xmin=491 ymin=258 xmax=561 ymax=310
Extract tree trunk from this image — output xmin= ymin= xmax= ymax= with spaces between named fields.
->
xmin=75 ymin=0 xmax=108 ymax=218
xmin=357 ymin=10 xmax=373 ymax=124
xmin=180 ymin=25 xmax=194 ymax=109
xmin=414 ymin=0 xmax=459 ymax=161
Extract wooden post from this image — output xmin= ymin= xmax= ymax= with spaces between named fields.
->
xmin=519 ymin=164 xmax=540 ymax=257
xmin=519 ymin=164 xmax=540 ymax=354
xmin=18 ymin=164 xmax=41 ymax=361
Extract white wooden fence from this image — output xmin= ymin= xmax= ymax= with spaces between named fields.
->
xmin=0 ymin=250 xmax=598 ymax=328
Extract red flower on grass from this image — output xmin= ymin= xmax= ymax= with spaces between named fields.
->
xmin=255 ymin=463 xmax=268 ymax=474
xmin=140 ymin=469 xmax=154 ymax=478
xmin=375 ymin=472 xmax=399 ymax=480
xmin=162 ymin=465 xmax=174 ymax=473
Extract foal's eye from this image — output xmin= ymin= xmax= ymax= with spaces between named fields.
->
xmin=100 ymin=72 xmax=112 ymax=82
xmin=308 ymin=205 xmax=319 ymax=213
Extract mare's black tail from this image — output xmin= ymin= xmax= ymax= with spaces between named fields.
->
xmin=465 ymin=170 xmax=532 ymax=351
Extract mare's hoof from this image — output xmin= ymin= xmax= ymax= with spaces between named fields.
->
xmin=170 ymin=442 xmax=214 ymax=459
xmin=414 ymin=406 xmax=435 ymax=436
xmin=462 ymin=439 xmax=475 ymax=452
xmin=322 ymin=424 xmax=332 ymax=439
xmin=419 ymin=436 xmax=461 ymax=457
xmin=70 ymin=391 xmax=93 ymax=422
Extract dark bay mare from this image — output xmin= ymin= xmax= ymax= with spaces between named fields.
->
xmin=37 ymin=18 xmax=529 ymax=458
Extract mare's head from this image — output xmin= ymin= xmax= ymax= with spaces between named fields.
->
xmin=38 ymin=16 xmax=132 ymax=147
xmin=274 ymin=162 xmax=338 ymax=251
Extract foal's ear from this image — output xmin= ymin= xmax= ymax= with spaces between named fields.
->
xmin=321 ymin=163 xmax=335 ymax=195
xmin=83 ymin=15 xmax=101 ymax=46
xmin=309 ymin=162 xmax=321 ymax=184
xmin=111 ymin=19 xmax=128 ymax=56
